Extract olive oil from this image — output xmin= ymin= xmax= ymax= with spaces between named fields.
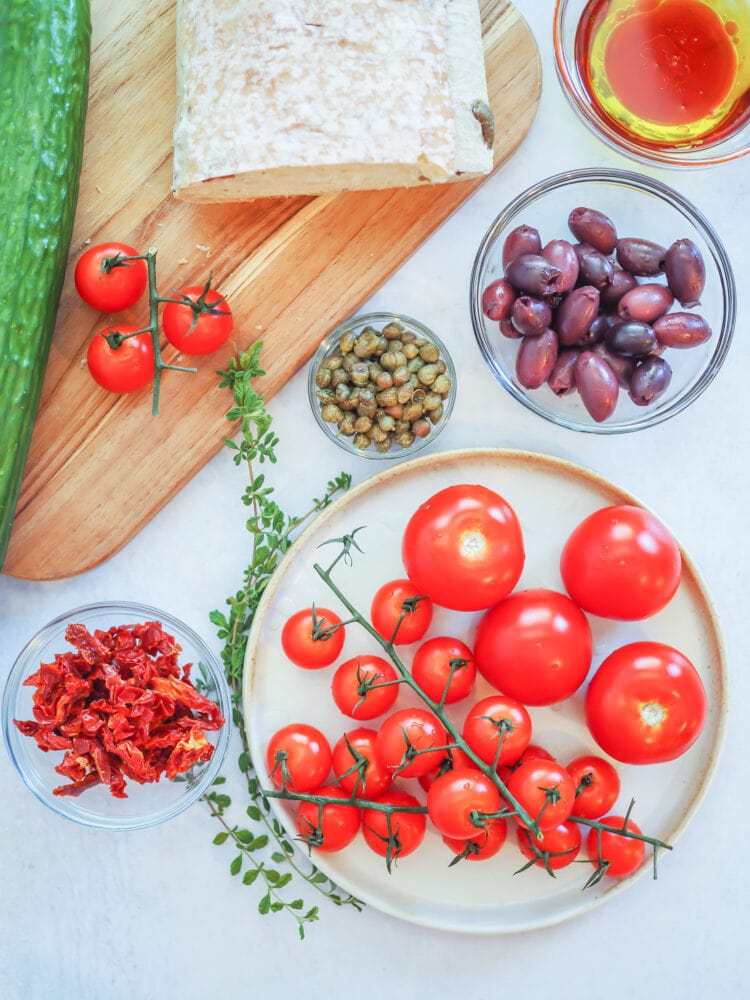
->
xmin=575 ymin=0 xmax=750 ymax=150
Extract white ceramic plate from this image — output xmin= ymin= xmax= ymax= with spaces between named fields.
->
xmin=243 ymin=448 xmax=727 ymax=933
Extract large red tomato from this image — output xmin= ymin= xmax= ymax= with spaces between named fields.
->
xmin=473 ymin=588 xmax=593 ymax=706
xmin=401 ymin=484 xmax=524 ymax=612
xmin=560 ymin=504 xmax=682 ymax=620
xmin=585 ymin=641 xmax=707 ymax=764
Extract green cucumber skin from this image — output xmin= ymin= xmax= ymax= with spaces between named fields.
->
xmin=0 ymin=0 xmax=91 ymax=569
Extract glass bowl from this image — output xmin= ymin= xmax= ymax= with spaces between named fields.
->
xmin=2 ymin=602 xmax=231 ymax=831
xmin=553 ymin=0 xmax=750 ymax=168
xmin=308 ymin=312 xmax=457 ymax=459
xmin=470 ymin=168 xmax=736 ymax=434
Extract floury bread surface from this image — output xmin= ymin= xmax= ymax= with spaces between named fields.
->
xmin=172 ymin=0 xmax=495 ymax=202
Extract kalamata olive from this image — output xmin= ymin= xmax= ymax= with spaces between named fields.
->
xmin=504 ymin=254 xmax=562 ymax=297
xmin=502 ymin=225 xmax=542 ymax=269
xmin=499 ymin=317 xmax=522 ymax=339
xmin=542 ymin=239 xmax=579 ymax=292
xmin=555 ymin=285 xmax=600 ymax=346
xmin=615 ymin=238 xmax=666 ymax=276
xmin=599 ymin=267 xmax=638 ymax=310
xmin=481 ymin=278 xmax=516 ymax=321
xmin=516 ymin=328 xmax=558 ymax=388
xmin=574 ymin=244 xmax=615 ymax=290
xmin=591 ymin=342 xmax=636 ymax=387
xmin=653 ymin=311 xmax=712 ymax=348
xmin=548 ymin=348 xmax=579 ymax=396
xmin=617 ymin=283 xmax=674 ymax=323
xmin=511 ymin=295 xmax=552 ymax=336
xmin=664 ymin=238 xmax=706 ymax=307
xmin=575 ymin=351 xmax=619 ymax=422
xmin=605 ymin=319 xmax=658 ymax=357
xmin=629 ymin=356 xmax=673 ymax=406
xmin=568 ymin=207 xmax=617 ymax=255
xmin=582 ymin=312 xmax=617 ymax=347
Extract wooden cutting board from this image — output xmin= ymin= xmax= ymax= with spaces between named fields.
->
xmin=4 ymin=0 xmax=541 ymax=581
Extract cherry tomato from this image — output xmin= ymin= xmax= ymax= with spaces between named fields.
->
xmin=462 ymin=694 xmax=532 ymax=768
xmin=331 ymin=728 xmax=393 ymax=798
xmin=331 ymin=655 xmax=399 ymax=720
xmin=281 ymin=607 xmax=345 ymax=669
xmin=266 ymin=723 xmax=332 ymax=793
xmin=586 ymin=816 xmax=646 ymax=878
xmin=567 ymin=755 xmax=620 ymax=820
xmin=427 ymin=767 xmax=503 ymax=840
xmin=375 ymin=707 xmax=447 ymax=779
xmin=86 ymin=325 xmax=154 ymax=394
xmin=516 ymin=821 xmax=582 ymax=871
xmin=474 ymin=588 xmax=593 ymax=706
xmin=411 ymin=635 xmax=476 ymax=705
xmin=442 ymin=818 xmax=508 ymax=862
xmin=162 ymin=284 xmax=233 ymax=355
xmin=506 ymin=757 xmax=576 ymax=831
xmin=295 ymin=784 xmax=360 ymax=852
xmin=417 ymin=740 xmax=475 ymax=792
xmin=75 ymin=242 xmax=147 ymax=312
xmin=560 ymin=504 xmax=682 ymax=621
xmin=370 ymin=578 xmax=433 ymax=645
xmin=401 ymin=484 xmax=525 ymax=612
xmin=362 ymin=789 xmax=427 ymax=864
xmin=585 ymin=641 xmax=707 ymax=764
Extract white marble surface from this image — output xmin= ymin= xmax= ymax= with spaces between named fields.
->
xmin=1 ymin=2 xmax=747 ymax=996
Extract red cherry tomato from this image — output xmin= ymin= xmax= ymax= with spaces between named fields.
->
xmin=462 ymin=694 xmax=532 ymax=768
xmin=370 ymin=578 xmax=433 ymax=645
xmin=265 ymin=723 xmax=332 ymax=793
xmin=442 ymin=817 xmax=508 ymax=862
xmin=361 ymin=789 xmax=426 ymax=864
xmin=75 ymin=242 xmax=147 ymax=313
xmin=281 ymin=607 xmax=345 ymax=669
xmin=560 ymin=504 xmax=682 ymax=620
xmin=162 ymin=284 xmax=233 ymax=355
xmin=86 ymin=325 xmax=154 ymax=394
xmin=331 ymin=728 xmax=393 ymax=798
xmin=375 ymin=707 xmax=447 ymax=779
xmin=417 ymin=740 xmax=476 ymax=792
xmin=295 ymin=784 xmax=360 ymax=852
xmin=585 ymin=641 xmax=707 ymax=764
xmin=401 ymin=484 xmax=525 ymax=612
xmin=427 ymin=767 xmax=503 ymax=840
xmin=516 ymin=821 xmax=582 ymax=871
xmin=330 ymin=655 xmax=399 ymax=720
xmin=411 ymin=635 xmax=476 ymax=705
xmin=474 ymin=588 xmax=593 ymax=706
xmin=586 ymin=816 xmax=646 ymax=878
xmin=567 ymin=755 xmax=620 ymax=820
xmin=506 ymin=757 xmax=577 ymax=831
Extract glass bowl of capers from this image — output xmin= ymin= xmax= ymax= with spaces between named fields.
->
xmin=308 ymin=312 xmax=457 ymax=459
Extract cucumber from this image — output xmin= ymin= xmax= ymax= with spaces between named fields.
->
xmin=0 ymin=0 xmax=91 ymax=569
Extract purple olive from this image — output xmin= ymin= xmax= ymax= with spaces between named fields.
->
xmin=605 ymin=320 xmax=658 ymax=357
xmin=568 ymin=207 xmax=617 ymax=255
xmin=582 ymin=312 xmax=617 ymax=347
xmin=653 ymin=311 xmax=712 ymax=348
xmin=505 ymin=254 xmax=562 ymax=297
xmin=548 ymin=348 xmax=579 ymax=396
xmin=616 ymin=238 xmax=666 ymax=276
xmin=576 ymin=351 xmax=619 ymax=422
xmin=482 ymin=279 xmax=516 ymax=321
xmin=665 ymin=238 xmax=706 ymax=307
xmin=617 ymin=283 xmax=674 ymax=323
xmin=555 ymin=285 xmax=600 ymax=346
xmin=542 ymin=239 xmax=580 ymax=292
xmin=502 ymin=225 xmax=542 ymax=269
xmin=600 ymin=268 xmax=638 ymax=310
xmin=574 ymin=244 xmax=615 ymax=290
xmin=629 ymin=356 xmax=673 ymax=406
xmin=516 ymin=328 xmax=558 ymax=388
xmin=499 ymin=317 xmax=522 ymax=339
xmin=511 ymin=296 xmax=552 ymax=336
xmin=591 ymin=342 xmax=636 ymax=387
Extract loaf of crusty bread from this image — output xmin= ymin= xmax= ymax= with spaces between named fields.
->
xmin=172 ymin=0 xmax=494 ymax=202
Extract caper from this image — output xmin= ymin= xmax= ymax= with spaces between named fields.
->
xmin=315 ymin=367 xmax=332 ymax=389
xmin=401 ymin=331 xmax=417 ymax=344
xmin=403 ymin=400 xmax=424 ymax=422
xmin=375 ymin=370 xmax=393 ymax=389
xmin=339 ymin=330 xmax=356 ymax=354
xmin=376 ymin=386 xmax=399 ymax=407
xmin=432 ymin=373 xmax=452 ymax=395
xmin=378 ymin=413 xmax=396 ymax=432
xmin=375 ymin=437 xmax=393 ymax=453
xmin=412 ymin=418 xmax=431 ymax=438
xmin=396 ymin=384 xmax=413 ymax=405
xmin=419 ymin=342 xmax=440 ymax=363
xmin=330 ymin=367 xmax=349 ymax=389
xmin=402 ymin=342 xmax=420 ymax=360
xmin=435 ymin=360 xmax=447 ymax=375
xmin=321 ymin=354 xmax=344 ymax=371
xmin=417 ymin=364 xmax=438 ymax=386
xmin=394 ymin=419 xmax=411 ymax=435
xmin=353 ymin=415 xmax=373 ymax=433
xmin=321 ymin=402 xmax=344 ymax=423
xmin=349 ymin=361 xmax=370 ymax=386
xmin=370 ymin=424 xmax=388 ymax=444
xmin=353 ymin=433 xmax=371 ymax=450
xmin=339 ymin=413 xmax=357 ymax=435
xmin=334 ymin=383 xmax=352 ymax=406
xmin=395 ymin=429 xmax=415 ymax=448
xmin=383 ymin=403 xmax=404 ymax=419
xmin=380 ymin=350 xmax=407 ymax=371
xmin=407 ymin=357 xmax=425 ymax=374
xmin=429 ymin=404 xmax=444 ymax=424
xmin=392 ymin=365 xmax=411 ymax=386
xmin=315 ymin=388 xmax=335 ymax=404
xmin=423 ymin=392 xmax=442 ymax=412
xmin=354 ymin=330 xmax=383 ymax=358
xmin=382 ymin=321 xmax=405 ymax=339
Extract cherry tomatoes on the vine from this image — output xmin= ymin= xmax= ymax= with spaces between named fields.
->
xmin=281 ymin=607 xmax=345 ymax=669
xmin=331 ymin=728 xmax=393 ymax=799
xmin=442 ymin=818 xmax=508 ymax=862
xmin=506 ymin=757 xmax=577 ymax=831
xmin=265 ymin=723 xmax=332 ymax=793
xmin=462 ymin=694 xmax=532 ymax=768
xmin=370 ymin=578 xmax=433 ymax=645
xmin=162 ymin=284 xmax=233 ymax=355
xmin=567 ymin=755 xmax=620 ymax=820
xmin=331 ymin=655 xmax=399 ymax=720
xmin=411 ymin=635 xmax=476 ymax=705
xmin=417 ymin=740 xmax=475 ymax=792
xmin=427 ymin=767 xmax=503 ymax=840
xmin=401 ymin=484 xmax=524 ymax=612
xmin=75 ymin=242 xmax=147 ymax=313
xmin=295 ymin=784 xmax=360 ymax=852
xmin=560 ymin=504 xmax=682 ymax=621
xmin=586 ymin=816 xmax=645 ymax=878
xmin=375 ymin=707 xmax=447 ymax=779
xmin=361 ymin=789 xmax=426 ymax=865
xmin=86 ymin=325 xmax=154 ymax=394
xmin=516 ymin=821 xmax=582 ymax=871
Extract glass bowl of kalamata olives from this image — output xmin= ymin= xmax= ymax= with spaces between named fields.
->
xmin=470 ymin=168 xmax=736 ymax=433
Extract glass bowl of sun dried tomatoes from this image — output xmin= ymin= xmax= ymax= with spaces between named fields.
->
xmin=2 ymin=602 xmax=231 ymax=830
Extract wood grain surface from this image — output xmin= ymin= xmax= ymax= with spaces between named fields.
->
xmin=4 ymin=0 xmax=541 ymax=580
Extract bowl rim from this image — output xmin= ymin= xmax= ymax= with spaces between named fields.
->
xmin=469 ymin=166 xmax=737 ymax=434
xmin=552 ymin=0 xmax=750 ymax=168
xmin=2 ymin=600 xmax=231 ymax=831
xmin=307 ymin=310 xmax=457 ymax=460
